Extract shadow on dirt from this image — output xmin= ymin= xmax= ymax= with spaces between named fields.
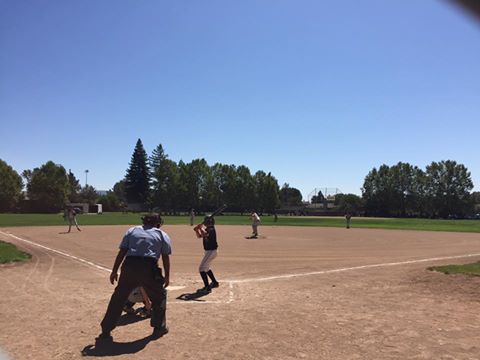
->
xmin=116 ymin=313 xmax=149 ymax=327
xmin=81 ymin=335 xmax=152 ymax=357
xmin=176 ymin=289 xmax=210 ymax=302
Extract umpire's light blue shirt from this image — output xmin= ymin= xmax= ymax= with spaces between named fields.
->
xmin=120 ymin=225 xmax=172 ymax=260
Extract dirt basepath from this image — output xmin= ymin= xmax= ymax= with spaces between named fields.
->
xmin=0 ymin=225 xmax=479 ymax=359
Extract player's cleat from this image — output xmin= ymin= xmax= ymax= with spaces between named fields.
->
xmin=210 ymin=281 xmax=219 ymax=288
xmin=95 ymin=332 xmax=113 ymax=343
xmin=151 ymin=326 xmax=169 ymax=339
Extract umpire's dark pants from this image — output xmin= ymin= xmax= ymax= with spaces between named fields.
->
xmin=100 ymin=256 xmax=167 ymax=334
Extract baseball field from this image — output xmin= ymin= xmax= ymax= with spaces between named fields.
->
xmin=1 ymin=218 xmax=480 ymax=359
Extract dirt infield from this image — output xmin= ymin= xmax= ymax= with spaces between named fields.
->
xmin=1 ymin=225 xmax=480 ymax=359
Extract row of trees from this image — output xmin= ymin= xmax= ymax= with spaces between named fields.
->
xmin=120 ymin=139 xmax=285 ymax=213
xmin=1 ymin=143 xmax=478 ymax=217
xmin=0 ymin=139 xmax=302 ymax=213
xmin=361 ymin=161 xmax=476 ymax=218
xmin=0 ymin=159 xmax=103 ymax=212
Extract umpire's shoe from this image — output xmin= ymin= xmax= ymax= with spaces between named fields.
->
xmin=151 ymin=327 xmax=169 ymax=340
xmin=95 ymin=332 xmax=113 ymax=344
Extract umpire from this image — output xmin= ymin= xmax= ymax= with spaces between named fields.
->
xmin=96 ymin=213 xmax=171 ymax=342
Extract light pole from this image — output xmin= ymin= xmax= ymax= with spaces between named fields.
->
xmin=85 ymin=169 xmax=89 ymax=187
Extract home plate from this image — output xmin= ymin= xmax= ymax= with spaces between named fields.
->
xmin=167 ymin=286 xmax=185 ymax=291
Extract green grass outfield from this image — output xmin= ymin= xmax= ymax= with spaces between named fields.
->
xmin=0 ymin=213 xmax=480 ymax=233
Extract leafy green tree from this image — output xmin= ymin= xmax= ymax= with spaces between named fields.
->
xmin=209 ymin=164 xmax=236 ymax=210
xmin=334 ymin=193 xmax=364 ymax=213
xmin=254 ymin=171 xmax=280 ymax=212
xmin=97 ymin=191 xmax=122 ymax=211
xmin=0 ymin=159 xmax=23 ymax=212
xmin=78 ymin=185 xmax=98 ymax=205
xmin=113 ymin=180 xmax=127 ymax=204
xmin=160 ymin=159 xmax=181 ymax=213
xmin=235 ymin=165 xmax=255 ymax=213
xmin=184 ymin=159 xmax=211 ymax=210
xmin=472 ymin=192 xmax=480 ymax=215
xmin=388 ymin=162 xmax=425 ymax=217
xmin=176 ymin=160 xmax=190 ymax=210
xmin=26 ymin=161 xmax=69 ymax=212
xmin=124 ymin=139 xmax=151 ymax=208
xmin=204 ymin=163 xmax=227 ymax=209
xmin=149 ymin=147 xmax=181 ymax=213
xmin=472 ymin=192 xmax=480 ymax=205
xmin=362 ymin=165 xmax=395 ymax=216
xmin=150 ymin=144 xmax=169 ymax=210
xmin=279 ymin=183 xmax=303 ymax=207
xmin=424 ymin=160 xmax=474 ymax=218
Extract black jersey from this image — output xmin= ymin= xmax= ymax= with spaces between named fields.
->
xmin=202 ymin=226 xmax=218 ymax=251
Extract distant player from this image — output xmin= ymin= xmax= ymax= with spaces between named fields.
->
xmin=345 ymin=212 xmax=352 ymax=229
xmin=189 ymin=208 xmax=195 ymax=226
xmin=193 ymin=216 xmax=219 ymax=293
xmin=65 ymin=205 xmax=81 ymax=232
xmin=250 ymin=211 xmax=261 ymax=238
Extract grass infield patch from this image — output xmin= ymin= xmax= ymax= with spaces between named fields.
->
xmin=428 ymin=262 xmax=480 ymax=277
xmin=0 ymin=240 xmax=31 ymax=264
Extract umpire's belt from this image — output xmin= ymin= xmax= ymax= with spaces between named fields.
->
xmin=125 ymin=256 xmax=157 ymax=264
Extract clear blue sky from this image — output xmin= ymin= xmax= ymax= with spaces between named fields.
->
xmin=1 ymin=0 xmax=479 ymax=199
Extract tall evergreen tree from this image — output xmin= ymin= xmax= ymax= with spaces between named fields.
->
xmin=124 ymin=139 xmax=151 ymax=208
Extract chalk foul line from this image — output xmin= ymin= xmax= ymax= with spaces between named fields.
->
xmin=0 ymin=230 xmax=111 ymax=272
xmin=227 ymin=253 xmax=480 ymax=283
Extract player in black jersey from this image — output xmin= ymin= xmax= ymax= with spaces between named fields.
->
xmin=193 ymin=215 xmax=219 ymax=293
